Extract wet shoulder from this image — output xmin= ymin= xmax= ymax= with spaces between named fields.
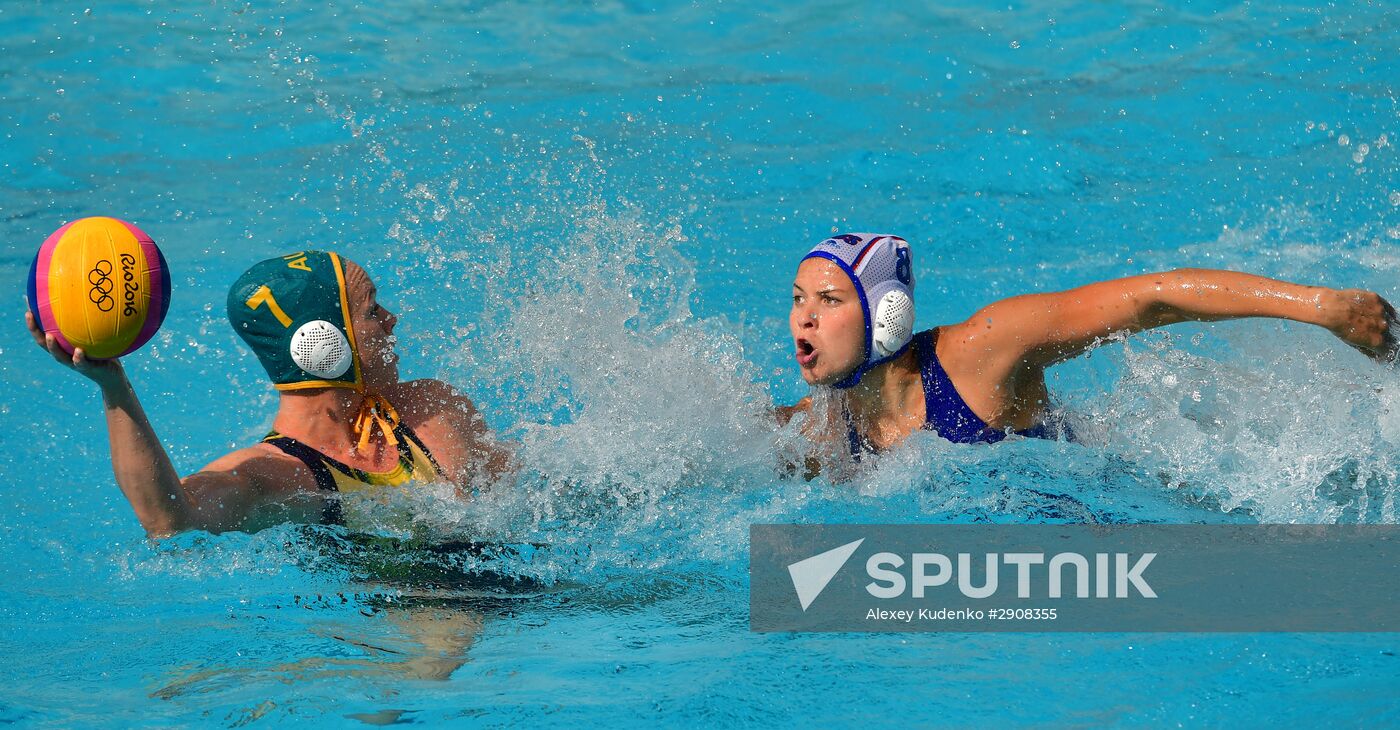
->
xmin=776 ymin=396 xmax=813 ymax=427
xmin=386 ymin=378 xmax=476 ymax=428
xmin=926 ymin=322 xmax=1046 ymax=431
xmin=196 ymin=443 xmax=320 ymax=497
xmin=930 ymin=320 xmax=1006 ymax=378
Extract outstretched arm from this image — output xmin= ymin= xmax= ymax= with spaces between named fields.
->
xmin=957 ymin=268 xmax=1397 ymax=372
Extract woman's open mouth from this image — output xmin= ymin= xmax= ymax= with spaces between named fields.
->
xmin=795 ymin=338 xmax=817 ymax=367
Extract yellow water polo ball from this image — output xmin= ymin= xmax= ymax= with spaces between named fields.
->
xmin=26 ymin=216 xmax=171 ymax=359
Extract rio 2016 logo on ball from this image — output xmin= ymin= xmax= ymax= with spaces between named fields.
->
xmin=27 ymin=216 xmax=171 ymax=360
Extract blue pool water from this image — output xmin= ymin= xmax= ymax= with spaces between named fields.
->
xmin=3 ymin=1 xmax=1400 ymax=726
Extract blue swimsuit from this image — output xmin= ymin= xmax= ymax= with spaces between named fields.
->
xmin=915 ymin=328 xmax=1053 ymax=444
xmin=848 ymin=328 xmax=1057 ymax=455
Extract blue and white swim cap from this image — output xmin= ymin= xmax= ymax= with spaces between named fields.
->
xmin=802 ymin=233 xmax=915 ymax=388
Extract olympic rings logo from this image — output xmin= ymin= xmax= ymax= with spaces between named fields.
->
xmin=88 ymin=259 xmax=114 ymax=312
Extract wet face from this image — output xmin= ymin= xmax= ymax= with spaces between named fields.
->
xmin=343 ymin=260 xmax=400 ymax=389
xmin=790 ymin=258 xmax=866 ymax=386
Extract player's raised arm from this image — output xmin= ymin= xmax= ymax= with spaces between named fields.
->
xmin=956 ymin=268 xmax=1397 ymax=372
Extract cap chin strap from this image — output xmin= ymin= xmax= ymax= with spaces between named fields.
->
xmin=829 ymin=337 xmax=915 ymax=389
xmin=831 ymin=364 xmax=865 ymax=390
xmin=352 ymin=392 xmax=400 ymax=451
xmin=333 ymin=298 xmax=398 ymax=453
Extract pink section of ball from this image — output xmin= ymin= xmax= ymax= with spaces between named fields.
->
xmin=34 ymin=219 xmax=76 ymax=355
xmin=127 ymin=230 xmax=166 ymax=356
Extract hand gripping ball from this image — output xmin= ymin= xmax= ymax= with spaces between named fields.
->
xmin=27 ymin=216 xmax=171 ymax=359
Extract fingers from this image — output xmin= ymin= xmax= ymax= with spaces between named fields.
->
xmin=25 ymin=311 xmax=47 ymax=348
xmin=1381 ymin=305 xmax=1400 ymax=364
xmin=1380 ymin=296 xmax=1398 ymax=322
xmin=29 ymin=312 xmax=70 ymax=363
xmin=44 ymin=332 xmax=83 ymax=370
xmin=28 ymin=312 xmax=123 ymax=381
xmin=43 ymin=333 xmax=71 ymax=365
xmin=1358 ymin=293 xmax=1400 ymax=364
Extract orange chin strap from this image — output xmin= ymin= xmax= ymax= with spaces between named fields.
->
xmin=351 ymin=392 xmax=400 ymax=452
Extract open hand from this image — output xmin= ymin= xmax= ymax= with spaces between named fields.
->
xmin=1324 ymin=289 xmax=1399 ymax=364
xmin=25 ymin=311 xmax=126 ymax=386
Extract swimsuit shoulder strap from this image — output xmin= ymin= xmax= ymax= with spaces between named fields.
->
xmin=842 ymin=401 xmax=864 ymax=462
xmin=262 ymin=432 xmax=338 ymax=492
xmin=392 ymin=420 xmax=444 ymax=478
xmin=261 ymin=431 xmax=344 ymax=525
xmin=917 ymin=328 xmax=1007 ymax=444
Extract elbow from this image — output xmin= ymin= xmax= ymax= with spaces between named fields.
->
xmin=1141 ymin=300 xmax=1187 ymax=328
xmin=137 ymin=497 xmax=196 ymax=538
xmin=1137 ymin=269 xmax=1209 ymax=326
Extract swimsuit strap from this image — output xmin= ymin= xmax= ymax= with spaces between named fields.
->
xmin=394 ymin=421 xmax=444 ymax=478
xmin=844 ymin=330 xmax=1008 ymax=455
xmin=843 ymin=401 xmax=864 ymax=462
xmin=261 ymin=433 xmax=345 ymax=526
xmin=916 ymin=328 xmax=1009 ymax=444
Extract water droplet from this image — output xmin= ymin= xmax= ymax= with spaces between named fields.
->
xmin=1338 ymin=134 xmax=1350 ymax=146
xmin=1009 ymin=40 xmax=1020 ymax=49
xmin=1388 ymin=191 xmax=1400 ymax=206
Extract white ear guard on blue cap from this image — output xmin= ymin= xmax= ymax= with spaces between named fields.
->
xmin=801 ymin=233 xmax=915 ymax=388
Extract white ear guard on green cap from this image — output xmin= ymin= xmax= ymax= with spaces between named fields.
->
xmin=290 ymin=319 xmax=353 ymax=378
xmin=801 ymin=233 xmax=915 ymax=388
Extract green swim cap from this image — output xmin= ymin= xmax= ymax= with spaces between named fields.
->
xmin=227 ymin=250 xmax=363 ymax=391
